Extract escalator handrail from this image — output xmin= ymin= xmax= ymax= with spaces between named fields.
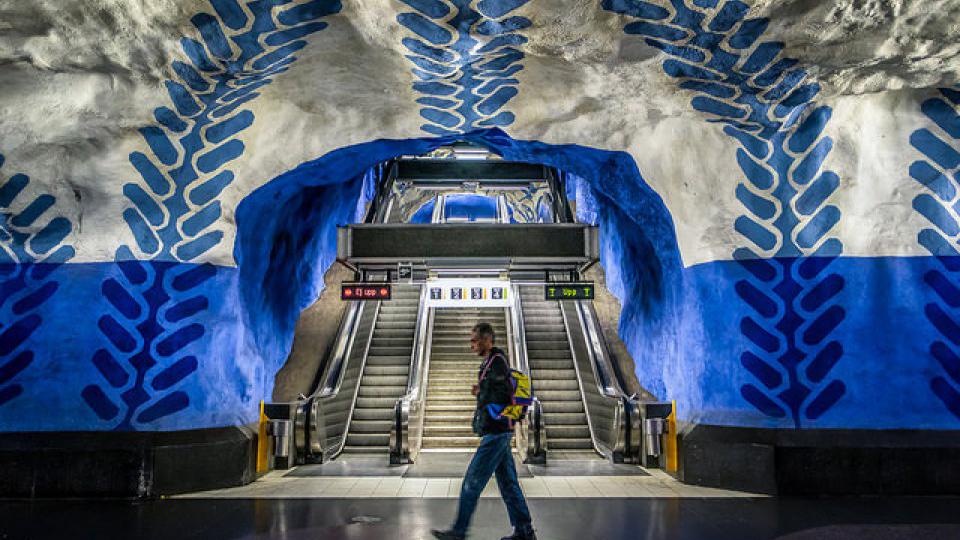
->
xmin=311 ymin=300 xmax=364 ymax=399
xmin=510 ymin=284 xmax=545 ymax=463
xmin=391 ymin=286 xmax=432 ymax=463
xmin=572 ymin=298 xmax=642 ymax=461
xmin=559 ymin=298 xmax=630 ymax=461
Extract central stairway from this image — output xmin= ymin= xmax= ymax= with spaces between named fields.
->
xmin=519 ymin=285 xmax=597 ymax=458
xmin=422 ymin=308 xmax=508 ymax=449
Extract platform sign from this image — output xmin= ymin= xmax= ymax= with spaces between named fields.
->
xmin=426 ymin=279 xmax=510 ymax=308
xmin=342 ymin=283 xmax=391 ymax=301
xmin=545 ymin=283 xmax=594 ymax=301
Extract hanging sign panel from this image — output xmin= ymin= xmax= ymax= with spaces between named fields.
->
xmin=544 ymin=282 xmax=595 ymax=301
xmin=426 ymin=279 xmax=510 ymax=308
xmin=342 ymin=283 xmax=392 ymax=301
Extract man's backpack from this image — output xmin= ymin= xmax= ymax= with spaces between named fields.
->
xmin=501 ymin=368 xmax=533 ymax=421
xmin=483 ymin=368 xmax=533 ymax=424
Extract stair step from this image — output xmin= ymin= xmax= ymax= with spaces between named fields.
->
xmin=426 ymin=402 xmax=475 ymax=410
xmin=422 ymin=436 xmax=480 ymax=448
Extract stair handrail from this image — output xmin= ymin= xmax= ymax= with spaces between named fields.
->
xmin=509 ymin=284 xmax=545 ymax=464
xmin=391 ymin=286 xmax=432 ymax=464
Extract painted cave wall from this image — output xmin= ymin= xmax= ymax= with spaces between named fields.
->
xmin=0 ymin=0 xmax=958 ymax=432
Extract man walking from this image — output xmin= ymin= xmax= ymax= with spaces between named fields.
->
xmin=432 ymin=322 xmax=536 ymax=540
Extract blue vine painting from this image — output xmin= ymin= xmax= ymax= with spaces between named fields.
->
xmin=82 ymin=0 xmax=341 ymax=429
xmin=603 ymin=0 xmax=846 ymax=427
xmin=910 ymin=85 xmax=960 ymax=420
xmin=398 ymin=0 xmax=530 ymax=135
xmin=0 ymin=154 xmax=75 ymax=409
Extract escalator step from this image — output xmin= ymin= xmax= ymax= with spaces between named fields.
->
xmin=538 ymin=401 xmax=585 ymax=414
xmin=544 ymin=412 xmax=588 ymax=425
xmin=346 ymin=433 xmax=389 ymax=447
xmin=351 ymin=408 xmax=394 ymax=421
xmin=531 ymin=368 xmax=576 ymax=380
xmin=547 ymin=438 xmax=594 ymax=450
xmin=533 ymin=379 xmax=580 ymax=391
xmin=350 ymin=419 xmax=393 ymax=433
xmin=363 ymin=365 xmax=410 ymax=376
xmin=545 ymin=425 xmax=591 ymax=438
xmin=357 ymin=385 xmax=406 ymax=397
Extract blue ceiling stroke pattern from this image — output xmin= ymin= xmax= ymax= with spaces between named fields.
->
xmin=603 ymin=0 xmax=846 ymax=427
xmin=910 ymin=85 xmax=960 ymax=420
xmin=0 ymin=154 xmax=75 ymax=409
xmin=86 ymin=0 xmax=341 ymax=429
xmin=398 ymin=0 xmax=530 ymax=135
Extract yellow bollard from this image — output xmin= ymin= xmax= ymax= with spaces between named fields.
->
xmin=256 ymin=400 xmax=270 ymax=474
xmin=665 ymin=400 xmax=678 ymax=473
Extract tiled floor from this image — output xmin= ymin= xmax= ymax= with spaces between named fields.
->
xmin=177 ymin=467 xmax=762 ymax=499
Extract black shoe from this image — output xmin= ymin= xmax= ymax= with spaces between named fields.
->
xmin=431 ymin=529 xmax=465 ymax=540
xmin=500 ymin=529 xmax=537 ymax=540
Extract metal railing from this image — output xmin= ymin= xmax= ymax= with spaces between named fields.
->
xmin=390 ymin=287 xmax=432 ymax=464
xmin=559 ymin=298 xmax=641 ymax=463
xmin=508 ymin=285 xmax=545 ymax=464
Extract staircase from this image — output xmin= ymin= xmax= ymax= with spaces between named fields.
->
xmin=342 ymin=285 xmax=421 ymax=454
xmin=519 ymin=285 xmax=597 ymax=458
xmin=422 ymin=308 xmax=508 ymax=449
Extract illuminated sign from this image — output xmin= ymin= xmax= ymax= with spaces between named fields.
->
xmin=341 ymin=283 xmax=392 ymax=301
xmin=545 ymin=283 xmax=594 ymax=301
xmin=426 ymin=279 xmax=510 ymax=308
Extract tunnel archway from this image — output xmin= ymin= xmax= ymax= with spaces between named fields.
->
xmin=232 ymin=128 xmax=684 ymax=411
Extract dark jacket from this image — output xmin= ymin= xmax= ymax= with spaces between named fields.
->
xmin=472 ymin=347 xmax=514 ymax=436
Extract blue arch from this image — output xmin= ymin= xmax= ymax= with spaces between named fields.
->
xmin=233 ymin=128 xmax=682 ymax=400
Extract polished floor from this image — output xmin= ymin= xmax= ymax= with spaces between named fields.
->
xmin=1 ymin=497 xmax=959 ymax=539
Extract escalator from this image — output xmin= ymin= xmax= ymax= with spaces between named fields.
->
xmin=342 ymin=285 xmax=422 ymax=454
xmin=518 ymin=286 xmax=596 ymax=458
xmin=422 ymin=308 xmax=508 ymax=450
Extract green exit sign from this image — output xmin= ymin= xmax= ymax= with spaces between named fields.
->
xmin=544 ymin=283 xmax=595 ymax=300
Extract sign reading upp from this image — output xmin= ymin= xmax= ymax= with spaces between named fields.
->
xmin=398 ymin=0 xmax=531 ymax=135
xmin=604 ymin=0 xmax=846 ymax=427
xmin=910 ymin=85 xmax=960 ymax=420
xmin=83 ymin=0 xmax=341 ymax=430
xmin=0 ymin=154 xmax=75 ymax=408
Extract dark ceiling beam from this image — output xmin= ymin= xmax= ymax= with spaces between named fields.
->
xmin=396 ymin=159 xmax=548 ymax=181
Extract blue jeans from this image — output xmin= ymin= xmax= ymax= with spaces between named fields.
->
xmin=452 ymin=432 xmax=533 ymax=536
